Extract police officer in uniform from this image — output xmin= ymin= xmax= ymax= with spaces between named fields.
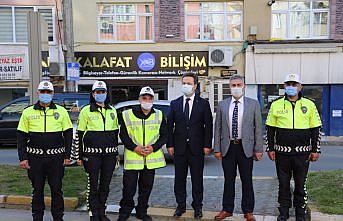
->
xmin=17 ymin=81 xmax=73 ymax=221
xmin=266 ymin=74 xmax=322 ymax=221
xmin=76 ymin=81 xmax=119 ymax=221
xmin=117 ymin=86 xmax=167 ymax=221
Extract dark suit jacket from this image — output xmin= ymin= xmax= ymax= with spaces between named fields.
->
xmin=167 ymin=94 xmax=213 ymax=156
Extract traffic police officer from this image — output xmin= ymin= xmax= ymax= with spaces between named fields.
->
xmin=77 ymin=81 xmax=119 ymax=221
xmin=117 ymin=86 xmax=167 ymax=221
xmin=266 ymin=74 xmax=322 ymax=221
xmin=17 ymin=81 xmax=73 ymax=221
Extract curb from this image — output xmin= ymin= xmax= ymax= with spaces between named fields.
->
xmin=0 ymin=195 xmax=78 ymax=211
xmin=76 ymin=205 xmax=343 ymax=221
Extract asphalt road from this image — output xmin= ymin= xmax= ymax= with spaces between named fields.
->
xmin=1 ymin=146 xmax=342 ymax=177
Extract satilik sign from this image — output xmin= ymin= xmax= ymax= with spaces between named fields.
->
xmin=74 ymin=51 xmax=208 ymax=77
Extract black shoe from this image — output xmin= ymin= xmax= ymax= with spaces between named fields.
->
xmin=277 ymin=215 xmax=288 ymax=221
xmin=135 ymin=214 xmax=153 ymax=221
xmin=295 ymin=207 xmax=307 ymax=221
xmin=99 ymin=215 xmax=111 ymax=221
xmin=116 ymin=214 xmax=129 ymax=221
xmin=194 ymin=209 xmax=203 ymax=219
xmin=173 ymin=208 xmax=186 ymax=217
xmin=277 ymin=207 xmax=289 ymax=221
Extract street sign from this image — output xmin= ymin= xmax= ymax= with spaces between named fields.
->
xmin=67 ymin=62 xmax=80 ymax=81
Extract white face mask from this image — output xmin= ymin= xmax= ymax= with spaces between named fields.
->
xmin=231 ymin=87 xmax=244 ymax=98
xmin=141 ymin=102 xmax=153 ymax=110
xmin=181 ymin=84 xmax=194 ymax=96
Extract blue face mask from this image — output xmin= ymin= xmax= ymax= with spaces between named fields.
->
xmin=39 ymin=93 xmax=53 ymax=104
xmin=285 ymin=86 xmax=298 ymax=96
xmin=94 ymin=93 xmax=107 ymax=103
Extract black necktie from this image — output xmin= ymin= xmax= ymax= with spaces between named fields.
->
xmin=184 ymin=98 xmax=190 ymax=123
xmin=232 ymin=100 xmax=239 ymax=139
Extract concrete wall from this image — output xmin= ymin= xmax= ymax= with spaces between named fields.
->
xmin=243 ymin=0 xmax=271 ymax=40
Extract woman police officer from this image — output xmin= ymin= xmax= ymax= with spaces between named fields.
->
xmin=76 ymin=81 xmax=119 ymax=221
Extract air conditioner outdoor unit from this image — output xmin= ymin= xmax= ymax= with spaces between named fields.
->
xmin=209 ymin=46 xmax=233 ymax=67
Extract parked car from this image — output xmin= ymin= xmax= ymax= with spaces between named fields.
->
xmin=114 ymin=100 xmax=171 ymax=159
xmin=0 ymin=93 xmax=89 ymax=147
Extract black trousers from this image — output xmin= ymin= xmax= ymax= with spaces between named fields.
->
xmin=276 ymin=153 xmax=310 ymax=213
xmin=174 ymin=146 xmax=204 ymax=210
xmin=27 ymin=155 xmax=65 ymax=221
xmin=222 ymin=143 xmax=254 ymax=214
xmin=119 ymin=167 xmax=155 ymax=216
xmin=83 ymin=154 xmax=117 ymax=217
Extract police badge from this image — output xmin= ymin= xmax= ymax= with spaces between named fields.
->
xmin=54 ymin=112 xmax=60 ymax=120
xmin=301 ymin=106 xmax=308 ymax=114
xmin=110 ymin=112 xmax=115 ymax=120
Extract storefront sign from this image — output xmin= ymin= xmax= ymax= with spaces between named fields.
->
xmin=74 ymin=51 xmax=208 ymax=77
xmin=221 ymin=69 xmax=237 ymax=78
xmin=0 ymin=54 xmax=25 ymax=80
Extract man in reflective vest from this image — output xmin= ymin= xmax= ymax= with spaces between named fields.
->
xmin=266 ymin=74 xmax=322 ymax=221
xmin=117 ymin=86 xmax=167 ymax=221
xmin=17 ymin=81 xmax=73 ymax=221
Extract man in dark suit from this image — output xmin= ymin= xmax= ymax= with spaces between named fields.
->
xmin=167 ymin=73 xmax=213 ymax=219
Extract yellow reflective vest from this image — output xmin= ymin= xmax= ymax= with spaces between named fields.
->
xmin=122 ymin=108 xmax=166 ymax=170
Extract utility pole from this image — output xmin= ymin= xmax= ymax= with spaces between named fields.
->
xmin=62 ymin=0 xmax=76 ymax=92
xmin=27 ymin=11 xmax=46 ymax=104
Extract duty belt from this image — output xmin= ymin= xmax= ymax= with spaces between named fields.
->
xmin=83 ymin=147 xmax=118 ymax=154
xmin=275 ymin=145 xmax=312 ymax=153
xmin=27 ymin=147 xmax=65 ymax=155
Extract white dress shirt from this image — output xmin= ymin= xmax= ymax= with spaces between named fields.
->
xmin=228 ymin=96 xmax=244 ymax=140
xmin=183 ymin=93 xmax=195 ymax=119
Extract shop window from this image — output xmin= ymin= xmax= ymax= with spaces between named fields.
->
xmin=271 ymin=0 xmax=329 ymax=39
xmin=0 ymin=6 xmax=55 ymax=43
xmin=213 ymin=81 xmax=231 ymax=112
xmin=185 ymin=2 xmax=243 ymax=41
xmin=98 ymin=4 xmax=154 ymax=42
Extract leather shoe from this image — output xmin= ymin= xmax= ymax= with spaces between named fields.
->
xmin=244 ymin=213 xmax=256 ymax=221
xmin=194 ymin=209 xmax=203 ymax=219
xmin=173 ymin=208 xmax=186 ymax=217
xmin=214 ymin=211 xmax=233 ymax=220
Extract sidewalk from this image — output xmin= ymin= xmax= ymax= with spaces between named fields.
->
xmin=108 ymin=175 xmax=279 ymax=216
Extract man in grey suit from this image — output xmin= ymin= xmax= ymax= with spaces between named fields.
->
xmin=213 ymin=75 xmax=263 ymax=221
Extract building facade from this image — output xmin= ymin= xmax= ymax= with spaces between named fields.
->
xmin=0 ymin=0 xmax=64 ymax=105
xmin=72 ymin=0 xmax=343 ymax=135
xmin=1 ymin=0 xmax=342 ymax=135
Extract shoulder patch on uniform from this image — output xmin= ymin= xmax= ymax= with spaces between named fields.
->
xmin=301 ymin=106 xmax=308 ymax=114
xmin=54 ymin=112 xmax=60 ymax=120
